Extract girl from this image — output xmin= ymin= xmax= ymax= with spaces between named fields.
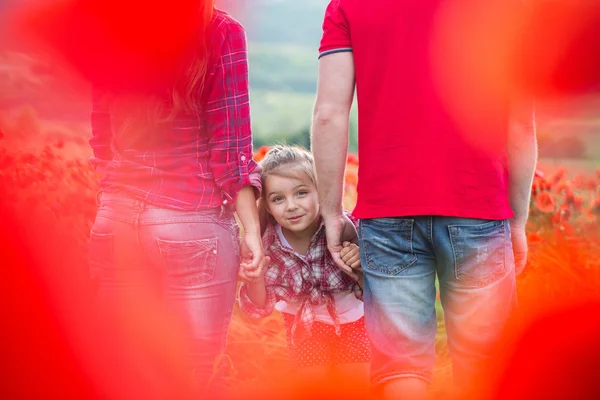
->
xmin=238 ymin=146 xmax=370 ymax=391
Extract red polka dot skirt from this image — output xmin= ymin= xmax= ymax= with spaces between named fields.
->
xmin=282 ymin=313 xmax=371 ymax=368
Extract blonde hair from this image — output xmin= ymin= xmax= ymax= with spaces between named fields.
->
xmin=258 ymin=145 xmax=318 ymax=234
xmin=108 ymin=1 xmax=216 ymax=147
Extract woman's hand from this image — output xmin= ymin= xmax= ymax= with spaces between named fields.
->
xmin=238 ymin=232 xmax=265 ymax=283
xmin=240 ymin=255 xmax=270 ymax=283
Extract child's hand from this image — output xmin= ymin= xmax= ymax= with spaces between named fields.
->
xmin=239 ymin=255 xmax=270 ymax=283
xmin=340 ymin=242 xmax=365 ymax=290
xmin=340 ymin=241 xmax=361 ymax=271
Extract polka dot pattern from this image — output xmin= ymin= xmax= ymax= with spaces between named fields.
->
xmin=282 ymin=313 xmax=371 ymax=368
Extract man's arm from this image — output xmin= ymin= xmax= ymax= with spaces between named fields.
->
xmin=311 ymin=52 xmax=355 ymax=219
xmin=507 ymin=97 xmax=537 ymax=275
xmin=507 ymin=97 xmax=537 ymax=227
xmin=311 ymin=52 xmax=357 ymax=275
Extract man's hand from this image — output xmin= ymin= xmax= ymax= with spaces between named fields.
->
xmin=510 ymin=223 xmax=528 ymax=276
xmin=323 ymin=213 xmax=360 ymax=280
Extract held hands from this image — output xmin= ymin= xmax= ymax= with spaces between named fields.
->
xmin=340 ymin=241 xmax=364 ymax=290
xmin=238 ymin=232 xmax=269 ymax=283
xmin=340 ymin=241 xmax=361 ymax=270
xmin=323 ymin=212 xmax=361 ymax=281
xmin=240 ymin=254 xmax=270 ymax=283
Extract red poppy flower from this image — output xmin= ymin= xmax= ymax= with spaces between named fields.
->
xmin=573 ymin=174 xmax=586 ymax=190
xmin=534 ymin=191 xmax=556 ymax=213
xmin=253 ymin=146 xmax=270 ymax=162
xmin=556 ymin=182 xmax=572 ymax=195
xmin=527 ymin=232 xmax=544 ymax=244
xmin=344 ymin=172 xmax=358 ymax=187
xmin=346 ymin=153 xmax=359 ymax=166
xmin=573 ymin=195 xmax=585 ymax=211
xmin=550 ymin=168 xmax=566 ymax=184
xmin=586 ymin=178 xmax=597 ymax=191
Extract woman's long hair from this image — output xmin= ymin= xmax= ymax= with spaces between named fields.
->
xmin=108 ymin=0 xmax=216 ymax=148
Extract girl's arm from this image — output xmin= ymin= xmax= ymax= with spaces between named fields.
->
xmin=244 ymin=278 xmax=268 ymax=309
xmin=238 ymin=257 xmax=279 ymax=318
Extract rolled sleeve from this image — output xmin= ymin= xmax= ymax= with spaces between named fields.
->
xmin=238 ymin=283 xmax=278 ymax=319
xmin=318 ymin=0 xmax=352 ymax=59
xmin=205 ymin=20 xmax=260 ymax=208
xmin=89 ymin=86 xmax=113 ymax=172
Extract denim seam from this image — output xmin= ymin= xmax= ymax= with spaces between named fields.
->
xmin=428 ymin=216 xmax=436 ymax=252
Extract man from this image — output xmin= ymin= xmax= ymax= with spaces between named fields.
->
xmin=310 ymin=1 xmax=537 ymax=399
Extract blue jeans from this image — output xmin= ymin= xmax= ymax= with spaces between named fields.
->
xmin=89 ymin=192 xmax=240 ymax=398
xmin=359 ymin=216 xmax=516 ymax=390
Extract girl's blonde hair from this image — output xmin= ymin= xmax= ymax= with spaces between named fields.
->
xmin=258 ymin=145 xmax=317 ymax=235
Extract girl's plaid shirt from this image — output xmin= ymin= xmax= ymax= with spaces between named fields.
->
xmin=238 ymin=211 xmax=363 ymax=344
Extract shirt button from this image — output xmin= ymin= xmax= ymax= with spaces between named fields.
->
xmin=213 ymin=250 xmax=217 ymax=254
xmin=223 ymin=200 xmax=228 ymax=205
xmin=241 ymin=155 xmax=247 ymax=161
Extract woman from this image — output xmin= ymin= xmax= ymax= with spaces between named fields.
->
xmin=87 ymin=2 xmax=262 ymax=398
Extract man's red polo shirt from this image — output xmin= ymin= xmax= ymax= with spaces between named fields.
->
xmin=319 ymin=0 xmax=520 ymax=220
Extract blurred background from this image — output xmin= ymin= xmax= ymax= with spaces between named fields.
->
xmin=1 ymin=1 xmax=599 ymax=399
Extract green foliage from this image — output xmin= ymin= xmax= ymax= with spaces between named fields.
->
xmin=250 ymin=90 xmax=358 ymax=152
xmin=249 ymin=43 xmax=317 ymax=93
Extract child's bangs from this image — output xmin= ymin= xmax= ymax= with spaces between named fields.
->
xmin=271 ymin=165 xmax=315 ymax=185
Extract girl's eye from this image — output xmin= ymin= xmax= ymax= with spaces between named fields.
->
xmin=297 ymin=191 xmax=308 ymax=196
xmin=272 ymin=197 xmax=283 ymax=203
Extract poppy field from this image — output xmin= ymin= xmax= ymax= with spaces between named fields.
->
xmin=1 ymin=115 xmax=599 ymax=398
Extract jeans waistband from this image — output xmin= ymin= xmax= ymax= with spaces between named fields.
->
xmin=98 ymin=191 xmax=226 ymax=216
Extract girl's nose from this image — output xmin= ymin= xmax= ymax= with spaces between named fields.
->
xmin=286 ymin=199 xmax=298 ymax=210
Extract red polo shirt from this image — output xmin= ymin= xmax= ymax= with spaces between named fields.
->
xmin=319 ymin=0 xmax=522 ymax=220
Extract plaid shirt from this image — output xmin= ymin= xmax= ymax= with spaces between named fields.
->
xmin=89 ymin=10 xmax=260 ymax=210
xmin=239 ymin=212 xmax=362 ymax=344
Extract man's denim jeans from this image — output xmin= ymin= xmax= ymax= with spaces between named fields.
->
xmin=359 ymin=216 xmax=516 ymax=389
xmin=89 ymin=192 xmax=240 ymax=398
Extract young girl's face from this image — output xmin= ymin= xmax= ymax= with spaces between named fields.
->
xmin=265 ymin=170 xmax=320 ymax=236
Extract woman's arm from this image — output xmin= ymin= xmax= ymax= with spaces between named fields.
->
xmin=204 ymin=19 xmax=260 ymax=209
xmin=203 ymin=19 xmax=263 ymax=271
xmin=235 ymin=186 xmax=263 ymax=271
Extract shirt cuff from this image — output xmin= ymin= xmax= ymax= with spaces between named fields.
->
xmin=318 ymin=47 xmax=353 ymax=59
xmin=238 ymin=283 xmax=275 ymax=318
xmin=221 ymin=153 xmax=262 ymax=209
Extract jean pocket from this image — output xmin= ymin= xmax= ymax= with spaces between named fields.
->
xmin=157 ymin=237 xmax=218 ymax=287
xmin=360 ymin=218 xmax=417 ymax=276
xmin=88 ymin=231 xmax=114 ymax=280
xmin=448 ymin=220 xmax=507 ymax=287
